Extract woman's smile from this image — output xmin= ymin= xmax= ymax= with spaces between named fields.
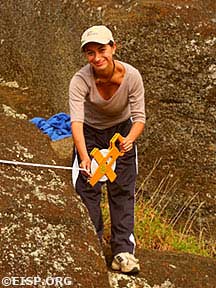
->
xmin=94 ymin=60 xmax=106 ymax=67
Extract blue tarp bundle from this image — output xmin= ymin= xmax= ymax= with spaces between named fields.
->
xmin=30 ymin=112 xmax=72 ymax=141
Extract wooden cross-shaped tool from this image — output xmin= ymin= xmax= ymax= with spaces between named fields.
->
xmin=89 ymin=133 xmax=124 ymax=187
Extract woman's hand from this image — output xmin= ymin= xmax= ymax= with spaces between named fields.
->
xmin=79 ymin=157 xmax=92 ymax=177
xmin=119 ymin=122 xmax=145 ymax=153
xmin=71 ymin=122 xmax=92 ymax=177
xmin=119 ymin=137 xmax=133 ymax=153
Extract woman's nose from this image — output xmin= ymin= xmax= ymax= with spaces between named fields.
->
xmin=94 ymin=51 xmax=101 ymax=61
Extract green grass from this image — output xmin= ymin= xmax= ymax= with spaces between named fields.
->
xmin=100 ymin=165 xmax=215 ymax=258
xmin=101 ymin=195 xmax=213 ymax=257
xmin=134 ymin=201 xmax=211 ymax=257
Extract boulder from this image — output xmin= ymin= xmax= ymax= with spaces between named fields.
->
xmin=107 ymin=248 xmax=216 ymax=288
xmin=0 ymin=112 xmax=110 ymax=287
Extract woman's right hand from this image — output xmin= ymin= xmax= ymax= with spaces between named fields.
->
xmin=79 ymin=157 xmax=92 ymax=177
xmin=71 ymin=122 xmax=92 ymax=178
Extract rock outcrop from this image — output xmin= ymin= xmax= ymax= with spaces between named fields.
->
xmin=107 ymin=248 xmax=216 ymax=288
xmin=0 ymin=112 xmax=110 ymax=287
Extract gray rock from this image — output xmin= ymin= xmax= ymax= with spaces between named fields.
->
xmin=0 ymin=113 xmax=110 ymax=288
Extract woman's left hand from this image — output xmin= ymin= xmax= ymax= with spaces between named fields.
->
xmin=119 ymin=137 xmax=133 ymax=153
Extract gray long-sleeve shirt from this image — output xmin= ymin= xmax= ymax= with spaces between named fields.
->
xmin=69 ymin=61 xmax=145 ymax=130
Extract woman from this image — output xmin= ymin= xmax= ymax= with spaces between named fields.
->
xmin=69 ymin=25 xmax=145 ymax=274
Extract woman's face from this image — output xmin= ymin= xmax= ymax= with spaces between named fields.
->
xmin=84 ymin=42 xmax=116 ymax=72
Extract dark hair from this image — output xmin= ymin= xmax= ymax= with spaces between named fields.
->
xmin=109 ymin=40 xmax=114 ymax=47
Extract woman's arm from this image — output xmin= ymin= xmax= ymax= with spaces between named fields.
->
xmin=71 ymin=121 xmax=91 ymax=176
xmin=120 ymin=68 xmax=145 ymax=153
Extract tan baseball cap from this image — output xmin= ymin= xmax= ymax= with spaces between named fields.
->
xmin=81 ymin=25 xmax=114 ymax=49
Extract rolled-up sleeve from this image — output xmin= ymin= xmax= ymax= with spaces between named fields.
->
xmin=69 ymin=74 xmax=89 ymax=123
xmin=128 ymin=69 xmax=146 ymax=123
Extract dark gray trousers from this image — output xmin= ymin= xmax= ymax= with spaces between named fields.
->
xmin=72 ymin=119 xmax=137 ymax=256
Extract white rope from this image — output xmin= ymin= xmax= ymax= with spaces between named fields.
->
xmin=0 ymin=159 xmax=88 ymax=172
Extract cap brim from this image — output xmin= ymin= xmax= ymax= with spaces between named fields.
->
xmin=81 ymin=38 xmax=113 ymax=49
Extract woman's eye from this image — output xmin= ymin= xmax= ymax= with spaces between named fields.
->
xmin=86 ymin=51 xmax=94 ymax=56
